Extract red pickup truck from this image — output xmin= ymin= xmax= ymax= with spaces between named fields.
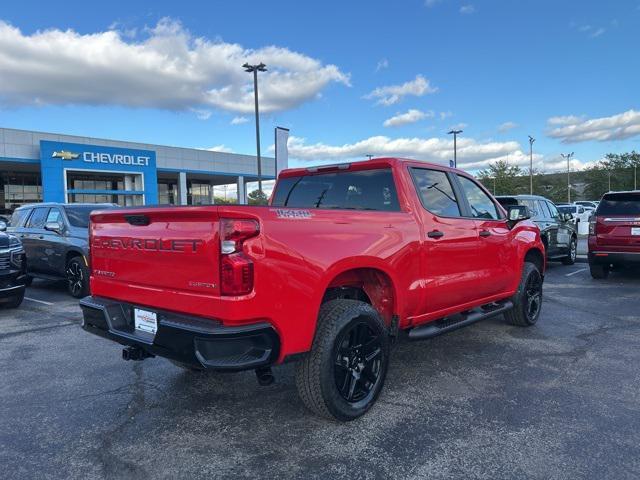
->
xmin=81 ymin=158 xmax=545 ymax=421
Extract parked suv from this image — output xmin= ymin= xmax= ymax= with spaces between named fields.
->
xmin=8 ymin=203 xmax=118 ymax=297
xmin=588 ymin=191 xmax=640 ymax=278
xmin=496 ymin=195 xmax=578 ymax=264
xmin=0 ymin=220 xmax=27 ymax=308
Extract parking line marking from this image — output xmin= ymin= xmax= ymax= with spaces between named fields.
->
xmin=565 ymin=268 xmax=588 ymax=277
xmin=24 ymin=297 xmax=54 ymax=306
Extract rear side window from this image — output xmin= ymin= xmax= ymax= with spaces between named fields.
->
xmin=10 ymin=209 xmax=30 ymax=227
xmin=597 ymin=194 xmax=640 ymax=215
xmin=457 ymin=175 xmax=501 ymax=220
xmin=410 ymin=168 xmax=461 ymax=217
xmin=271 ymin=168 xmax=400 ymax=211
xmin=26 ymin=207 xmax=49 ymax=228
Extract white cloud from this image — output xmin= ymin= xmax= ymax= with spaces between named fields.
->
xmin=383 ymin=109 xmax=433 ymax=127
xmin=424 ymin=0 xmax=442 ymax=6
xmin=498 ymin=121 xmax=518 ymax=133
xmin=208 ymin=144 xmax=234 ymax=153
xmin=0 ymin=18 xmax=350 ymax=115
xmin=547 ymin=109 xmax=640 ymax=143
xmin=363 ymin=75 xmax=437 ymax=106
xmin=191 ymin=108 xmax=212 ymax=120
xmin=460 ymin=5 xmax=476 ymax=14
xmin=376 ymin=58 xmax=389 ymax=72
xmin=590 ymin=27 xmax=605 ymax=38
xmin=439 ymin=111 xmax=453 ymax=120
xmin=230 ymin=116 xmax=249 ymax=125
xmin=286 ymin=134 xmax=534 ymax=170
xmin=449 ymin=123 xmax=467 ymax=131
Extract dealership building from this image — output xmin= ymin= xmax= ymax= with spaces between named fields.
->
xmin=0 ymin=127 xmax=288 ymax=210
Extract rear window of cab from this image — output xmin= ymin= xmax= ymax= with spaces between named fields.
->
xmin=271 ymin=168 xmax=400 ymax=211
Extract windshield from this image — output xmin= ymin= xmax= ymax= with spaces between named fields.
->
xmin=64 ymin=205 xmax=113 ymax=228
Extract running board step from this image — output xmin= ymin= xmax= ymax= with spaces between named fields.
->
xmin=408 ymin=300 xmax=514 ymax=340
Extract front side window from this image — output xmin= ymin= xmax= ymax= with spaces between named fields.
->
xmin=521 ymin=200 xmax=541 ymax=219
xmin=272 ymin=168 xmax=400 ymax=211
xmin=46 ymin=208 xmax=63 ymax=224
xmin=26 ymin=207 xmax=49 ymax=229
xmin=547 ymin=202 xmax=560 ymax=219
xmin=457 ymin=176 xmax=500 ymax=220
xmin=538 ymin=201 xmax=552 ymax=218
xmin=410 ymin=168 xmax=461 ymax=217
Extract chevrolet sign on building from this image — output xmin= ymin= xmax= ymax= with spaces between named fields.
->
xmin=0 ymin=127 xmax=284 ymax=210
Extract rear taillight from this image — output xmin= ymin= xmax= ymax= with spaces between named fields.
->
xmin=220 ymin=218 xmax=260 ymax=296
xmin=589 ymin=218 xmax=597 ymax=236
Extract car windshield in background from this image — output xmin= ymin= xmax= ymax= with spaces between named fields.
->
xmin=64 ymin=206 xmax=111 ymax=228
xmin=271 ymin=168 xmax=400 ymax=211
xmin=558 ymin=206 xmax=574 ymax=214
xmin=597 ymin=193 xmax=640 ymax=216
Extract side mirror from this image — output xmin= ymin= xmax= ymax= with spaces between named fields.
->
xmin=0 ymin=220 xmax=6 ymax=232
xmin=44 ymin=221 xmax=64 ymax=235
xmin=507 ymin=205 xmax=530 ymax=228
xmin=562 ymin=213 xmax=573 ymax=222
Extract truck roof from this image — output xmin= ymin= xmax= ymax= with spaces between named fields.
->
xmin=278 ymin=157 xmax=462 ymax=178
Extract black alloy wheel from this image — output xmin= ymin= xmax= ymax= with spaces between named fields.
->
xmin=524 ymin=268 xmax=543 ymax=322
xmin=66 ymin=257 xmax=89 ymax=298
xmin=334 ymin=321 xmax=383 ymax=403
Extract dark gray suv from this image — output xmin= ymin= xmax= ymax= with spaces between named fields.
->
xmin=8 ymin=203 xmax=118 ymax=297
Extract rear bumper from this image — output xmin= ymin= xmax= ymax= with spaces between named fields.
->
xmin=80 ymin=296 xmax=280 ymax=371
xmin=589 ymin=251 xmax=640 ymax=265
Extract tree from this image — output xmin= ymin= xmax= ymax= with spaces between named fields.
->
xmin=477 ymin=160 xmax=524 ymax=196
xmin=247 ymin=189 xmax=268 ymax=205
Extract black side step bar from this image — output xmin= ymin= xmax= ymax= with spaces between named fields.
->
xmin=408 ymin=301 xmax=514 ymax=340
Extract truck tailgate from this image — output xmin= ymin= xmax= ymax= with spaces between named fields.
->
xmin=90 ymin=207 xmax=221 ymax=312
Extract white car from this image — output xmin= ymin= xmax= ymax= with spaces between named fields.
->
xmin=557 ymin=204 xmax=591 ymax=225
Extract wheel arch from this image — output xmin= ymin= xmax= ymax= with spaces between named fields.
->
xmin=524 ymin=247 xmax=545 ymax=276
xmin=321 ymin=264 xmax=398 ymax=328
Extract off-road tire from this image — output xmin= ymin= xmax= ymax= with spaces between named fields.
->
xmin=66 ymin=257 xmax=89 ymax=298
xmin=589 ymin=263 xmax=609 ymax=279
xmin=562 ymin=236 xmax=577 ymax=265
xmin=295 ymin=299 xmax=390 ymax=421
xmin=2 ymin=289 xmax=25 ymax=308
xmin=504 ymin=262 xmax=543 ymax=327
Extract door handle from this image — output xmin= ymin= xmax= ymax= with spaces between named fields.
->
xmin=479 ymin=230 xmax=492 ymax=237
xmin=427 ymin=230 xmax=444 ymax=239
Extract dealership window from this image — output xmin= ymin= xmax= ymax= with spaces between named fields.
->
xmin=66 ymin=171 xmax=144 ymax=206
xmin=0 ymin=171 xmax=43 ymax=210
xmin=158 ymin=179 xmax=178 ymax=205
xmin=188 ymin=180 xmax=211 ymax=205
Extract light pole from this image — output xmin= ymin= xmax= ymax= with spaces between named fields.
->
xmin=448 ymin=129 xmax=463 ymax=168
xmin=366 ymin=154 xmax=373 ymax=160
xmin=243 ymin=62 xmax=267 ymax=194
xmin=528 ymin=135 xmax=535 ymax=194
xmin=561 ymin=152 xmax=574 ymax=203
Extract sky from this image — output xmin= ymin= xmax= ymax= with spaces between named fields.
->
xmin=1 ymin=0 xmax=639 ymax=175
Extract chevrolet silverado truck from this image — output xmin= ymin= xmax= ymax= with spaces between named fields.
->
xmin=80 ymin=158 xmax=545 ymax=421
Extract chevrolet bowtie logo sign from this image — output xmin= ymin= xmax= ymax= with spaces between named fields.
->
xmin=52 ymin=150 xmax=80 ymax=160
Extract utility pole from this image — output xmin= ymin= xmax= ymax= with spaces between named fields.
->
xmin=561 ymin=152 xmax=574 ymax=203
xmin=528 ymin=135 xmax=535 ymax=194
xmin=366 ymin=154 xmax=373 ymax=160
xmin=448 ymin=129 xmax=463 ymax=168
xmin=634 ymin=165 xmax=637 ymax=190
xmin=243 ymin=62 xmax=267 ymax=193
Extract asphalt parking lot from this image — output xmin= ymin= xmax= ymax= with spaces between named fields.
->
xmin=1 ymin=265 xmax=640 ymax=480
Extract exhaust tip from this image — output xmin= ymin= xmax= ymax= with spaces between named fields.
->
xmin=255 ymin=367 xmax=275 ymax=386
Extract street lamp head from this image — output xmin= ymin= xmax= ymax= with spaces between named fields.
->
xmin=257 ymin=63 xmax=267 ymax=72
xmin=243 ymin=62 xmax=267 ymax=73
xmin=448 ymin=129 xmax=463 ymax=135
xmin=528 ymin=135 xmax=535 ymax=144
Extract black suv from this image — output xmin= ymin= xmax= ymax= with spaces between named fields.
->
xmin=496 ymin=195 xmax=578 ymax=264
xmin=8 ymin=203 xmax=118 ymax=297
xmin=0 ymin=220 xmax=27 ymax=308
